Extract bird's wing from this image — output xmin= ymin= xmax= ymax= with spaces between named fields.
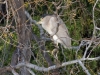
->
xmin=56 ymin=29 xmax=71 ymax=48
xmin=56 ymin=17 xmax=71 ymax=48
xmin=48 ymin=16 xmax=59 ymax=36
xmin=58 ymin=17 xmax=70 ymax=36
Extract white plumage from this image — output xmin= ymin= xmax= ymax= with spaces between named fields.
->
xmin=38 ymin=15 xmax=71 ymax=48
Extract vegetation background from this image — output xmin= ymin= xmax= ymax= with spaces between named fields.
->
xmin=0 ymin=0 xmax=100 ymax=75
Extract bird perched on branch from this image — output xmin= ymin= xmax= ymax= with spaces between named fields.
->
xmin=38 ymin=15 xmax=71 ymax=49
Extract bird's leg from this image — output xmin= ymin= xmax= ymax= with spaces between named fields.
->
xmin=51 ymin=36 xmax=59 ymax=49
xmin=52 ymin=48 xmax=60 ymax=67
xmin=52 ymin=48 xmax=58 ymax=60
xmin=56 ymin=42 xmax=59 ymax=49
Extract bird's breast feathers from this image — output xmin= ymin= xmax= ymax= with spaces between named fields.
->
xmin=53 ymin=35 xmax=61 ymax=43
xmin=53 ymin=35 xmax=58 ymax=41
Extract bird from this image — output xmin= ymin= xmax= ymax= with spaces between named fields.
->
xmin=38 ymin=14 xmax=71 ymax=49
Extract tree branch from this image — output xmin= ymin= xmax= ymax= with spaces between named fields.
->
xmin=11 ymin=69 xmax=19 ymax=75
xmin=78 ymin=60 xmax=91 ymax=75
xmin=83 ymin=0 xmax=99 ymax=58
xmin=13 ymin=57 xmax=100 ymax=72
xmin=27 ymin=68 xmax=36 ymax=75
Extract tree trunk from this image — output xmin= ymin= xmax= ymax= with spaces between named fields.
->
xmin=9 ymin=0 xmax=31 ymax=75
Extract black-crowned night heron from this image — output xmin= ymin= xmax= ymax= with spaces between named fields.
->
xmin=38 ymin=15 xmax=71 ymax=49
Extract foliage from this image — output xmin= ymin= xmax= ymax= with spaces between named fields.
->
xmin=0 ymin=0 xmax=100 ymax=75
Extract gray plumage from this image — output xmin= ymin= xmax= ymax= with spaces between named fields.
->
xmin=38 ymin=15 xmax=71 ymax=48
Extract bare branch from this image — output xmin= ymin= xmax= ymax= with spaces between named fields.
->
xmin=83 ymin=0 xmax=99 ymax=58
xmin=11 ymin=69 xmax=19 ymax=75
xmin=27 ymin=68 xmax=36 ymax=75
xmin=95 ymin=26 xmax=100 ymax=30
xmin=14 ymin=57 xmax=100 ymax=72
xmin=78 ymin=60 xmax=91 ymax=75
xmin=25 ymin=11 xmax=44 ymax=36
xmin=25 ymin=11 xmax=51 ymax=41
xmin=0 ymin=0 xmax=6 ymax=4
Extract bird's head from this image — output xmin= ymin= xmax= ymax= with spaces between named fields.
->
xmin=37 ymin=15 xmax=53 ymax=25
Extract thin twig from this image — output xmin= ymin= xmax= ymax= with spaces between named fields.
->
xmin=83 ymin=0 xmax=99 ymax=58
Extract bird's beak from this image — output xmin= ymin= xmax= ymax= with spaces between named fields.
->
xmin=37 ymin=18 xmax=43 ymax=25
xmin=37 ymin=21 xmax=41 ymax=24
